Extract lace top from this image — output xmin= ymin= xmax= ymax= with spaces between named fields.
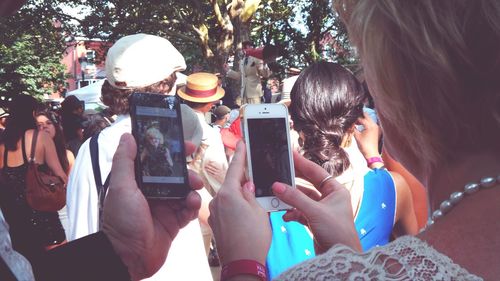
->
xmin=275 ymin=236 xmax=482 ymax=281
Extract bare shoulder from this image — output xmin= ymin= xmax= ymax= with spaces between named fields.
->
xmin=25 ymin=128 xmax=34 ymax=138
xmin=389 ymin=171 xmax=411 ymax=200
xmin=389 ymin=171 xmax=418 ymax=235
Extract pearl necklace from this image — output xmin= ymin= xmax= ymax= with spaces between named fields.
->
xmin=423 ymin=174 xmax=500 ymax=230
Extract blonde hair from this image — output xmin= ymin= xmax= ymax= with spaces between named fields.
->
xmin=145 ymin=127 xmax=164 ymax=145
xmin=336 ymin=0 xmax=500 ymax=170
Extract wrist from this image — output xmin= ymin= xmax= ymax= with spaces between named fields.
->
xmin=362 ymin=150 xmax=380 ymax=159
xmin=221 ymin=259 xmax=267 ymax=281
xmin=366 ymin=156 xmax=384 ymax=169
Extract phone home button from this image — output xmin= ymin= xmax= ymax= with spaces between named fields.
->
xmin=271 ymin=198 xmax=280 ymax=208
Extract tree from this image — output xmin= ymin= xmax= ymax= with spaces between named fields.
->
xmin=251 ymin=0 xmax=356 ymax=73
xmin=0 ymin=0 xmax=357 ymax=104
xmin=65 ymin=0 xmax=263 ymax=74
xmin=0 ymin=1 xmax=69 ymax=102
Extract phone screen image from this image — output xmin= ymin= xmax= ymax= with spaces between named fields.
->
xmin=247 ymin=117 xmax=293 ymax=197
xmin=131 ymin=94 xmax=189 ymax=198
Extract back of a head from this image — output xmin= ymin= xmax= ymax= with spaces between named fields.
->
xmin=82 ymin=113 xmax=111 ymax=141
xmin=101 ymin=33 xmax=186 ymax=115
xmin=289 ymin=61 xmax=364 ymax=176
xmin=336 ymin=0 xmax=500 ymax=170
xmin=214 ymin=105 xmax=231 ymax=121
xmin=262 ymin=44 xmax=280 ymax=61
xmin=61 ymin=95 xmax=83 ymax=115
xmin=4 ymin=94 xmax=38 ymax=150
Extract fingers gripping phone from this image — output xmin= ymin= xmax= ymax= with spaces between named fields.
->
xmin=243 ymin=104 xmax=295 ymax=211
xmin=130 ymin=93 xmax=190 ymax=199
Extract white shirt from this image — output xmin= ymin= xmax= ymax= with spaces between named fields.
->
xmin=66 ymin=114 xmax=212 ymax=280
xmin=193 ymin=111 xmax=228 ymax=195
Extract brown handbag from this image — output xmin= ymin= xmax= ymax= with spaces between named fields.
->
xmin=25 ymin=129 xmax=66 ymax=212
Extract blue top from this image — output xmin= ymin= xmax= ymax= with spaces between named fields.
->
xmin=354 ymin=168 xmax=396 ymax=251
xmin=266 ymin=211 xmax=315 ymax=280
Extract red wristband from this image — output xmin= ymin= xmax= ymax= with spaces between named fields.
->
xmin=221 ymin=259 xmax=267 ymax=281
xmin=366 ymin=156 xmax=384 ymax=166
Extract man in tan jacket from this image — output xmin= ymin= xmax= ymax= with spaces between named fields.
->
xmin=226 ymin=42 xmax=278 ymax=105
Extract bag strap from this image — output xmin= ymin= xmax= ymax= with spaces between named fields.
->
xmin=90 ymin=134 xmax=103 ymax=189
xmin=29 ymin=129 xmax=39 ymax=163
xmin=89 ymin=133 xmax=110 ymax=224
xmin=21 ymin=132 xmax=28 ymax=164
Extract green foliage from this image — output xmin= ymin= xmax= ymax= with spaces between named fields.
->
xmin=0 ymin=2 xmax=68 ymax=101
xmin=73 ymin=0 xmax=229 ymax=72
xmin=251 ymin=0 xmax=357 ymax=73
xmin=0 ymin=0 xmax=358 ymax=103
xmin=64 ymin=0 xmax=357 ymax=73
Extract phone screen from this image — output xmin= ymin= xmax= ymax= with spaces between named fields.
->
xmin=247 ymin=117 xmax=293 ymax=197
xmin=131 ymin=93 xmax=189 ymax=198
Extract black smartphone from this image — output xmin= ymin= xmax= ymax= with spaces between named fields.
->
xmin=129 ymin=93 xmax=190 ymax=199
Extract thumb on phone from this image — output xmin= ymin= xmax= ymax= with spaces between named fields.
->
xmin=241 ymin=181 xmax=259 ymax=205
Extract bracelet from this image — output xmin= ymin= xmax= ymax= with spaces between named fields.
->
xmin=366 ymin=156 xmax=384 ymax=166
xmin=221 ymin=259 xmax=267 ymax=281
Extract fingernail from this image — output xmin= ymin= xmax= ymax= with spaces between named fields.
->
xmin=244 ymin=182 xmax=255 ymax=193
xmin=272 ymin=183 xmax=286 ymax=194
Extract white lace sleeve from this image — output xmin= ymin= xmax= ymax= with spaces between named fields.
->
xmin=274 ymin=236 xmax=482 ymax=281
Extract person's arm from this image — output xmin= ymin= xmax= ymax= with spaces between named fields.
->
xmin=390 ymin=172 xmax=418 ymax=237
xmin=353 ymin=113 xmax=383 ymax=169
xmin=40 ymin=131 xmax=68 ymax=183
xmin=204 ymin=160 xmax=226 ymax=184
xmin=65 ymin=149 xmax=75 ymax=173
xmin=101 ymin=134 xmax=204 ymax=280
xmin=208 ymin=142 xmax=272 ymax=266
xmin=226 ymin=69 xmax=241 ymax=81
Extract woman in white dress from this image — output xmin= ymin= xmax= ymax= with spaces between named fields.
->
xmin=208 ymin=0 xmax=500 ymax=280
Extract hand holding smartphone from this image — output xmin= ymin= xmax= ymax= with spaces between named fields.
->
xmin=129 ymin=93 xmax=190 ymax=199
xmin=243 ymin=104 xmax=295 ymax=211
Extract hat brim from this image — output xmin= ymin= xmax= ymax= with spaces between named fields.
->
xmin=177 ymin=86 xmax=225 ymax=103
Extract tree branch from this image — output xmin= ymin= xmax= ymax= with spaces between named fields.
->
xmin=211 ymin=0 xmax=226 ymax=28
xmin=164 ymin=29 xmax=200 ymax=44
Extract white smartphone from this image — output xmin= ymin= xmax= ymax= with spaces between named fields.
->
xmin=243 ymin=104 xmax=295 ymax=211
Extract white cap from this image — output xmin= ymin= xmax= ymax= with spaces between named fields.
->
xmin=105 ymin=34 xmax=187 ymax=89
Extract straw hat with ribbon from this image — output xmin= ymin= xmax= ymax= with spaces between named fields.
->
xmin=177 ymin=72 xmax=225 ymax=103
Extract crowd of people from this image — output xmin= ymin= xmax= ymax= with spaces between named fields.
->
xmin=1 ymin=0 xmax=499 ymax=280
